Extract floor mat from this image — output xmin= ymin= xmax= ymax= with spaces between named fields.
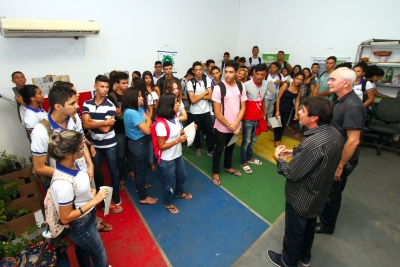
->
xmin=125 ymin=160 xmax=269 ymax=267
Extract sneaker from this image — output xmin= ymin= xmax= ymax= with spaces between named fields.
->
xmin=299 ymin=259 xmax=310 ymax=267
xmin=267 ymin=250 xmax=284 ymax=267
xmin=207 ymin=150 xmax=214 ymax=156
xmin=101 ymin=204 xmax=123 ymax=214
xmin=112 ymin=193 xmax=121 ymax=206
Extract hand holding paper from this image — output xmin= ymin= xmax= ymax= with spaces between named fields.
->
xmin=268 ymin=116 xmax=282 ymax=128
xmin=184 ymin=122 xmax=196 ymax=147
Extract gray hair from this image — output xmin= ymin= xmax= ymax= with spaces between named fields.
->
xmin=333 ymin=67 xmax=356 ymax=86
xmin=48 ymin=130 xmax=83 ymax=161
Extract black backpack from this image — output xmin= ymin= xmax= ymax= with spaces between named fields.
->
xmin=188 ymin=74 xmax=208 ymax=105
xmin=249 ymin=57 xmax=262 ymax=65
xmin=217 ymin=81 xmax=243 ymax=115
xmin=360 ymin=78 xmax=369 ymax=103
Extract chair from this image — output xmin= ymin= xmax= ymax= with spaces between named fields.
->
xmin=361 ymin=97 xmax=400 ymax=156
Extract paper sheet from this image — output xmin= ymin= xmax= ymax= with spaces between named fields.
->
xmin=184 ymin=122 xmax=196 ymax=147
xmin=227 ymin=134 xmax=238 ymax=147
xmin=99 ymin=186 xmax=113 ymax=216
xmin=268 ymin=116 xmax=282 ymax=128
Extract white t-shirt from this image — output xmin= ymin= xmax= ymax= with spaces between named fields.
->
xmin=51 ymin=163 xmax=94 ymax=218
xmin=187 ymin=77 xmax=212 ymax=114
xmin=245 ymin=56 xmax=264 ymax=67
xmin=265 ymin=73 xmax=283 ymax=99
xmin=155 ymin=116 xmax=182 ymax=160
xmin=353 ymin=79 xmax=373 ymax=101
xmin=147 ymin=91 xmax=159 ymax=106
xmin=24 ymin=105 xmax=47 ymax=131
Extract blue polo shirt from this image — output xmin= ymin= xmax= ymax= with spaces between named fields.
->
xmin=124 ymin=107 xmax=145 ymax=140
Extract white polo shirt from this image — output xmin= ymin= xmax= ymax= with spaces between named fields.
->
xmin=187 ymin=77 xmax=212 ymax=114
xmin=24 ymin=105 xmax=47 ymax=131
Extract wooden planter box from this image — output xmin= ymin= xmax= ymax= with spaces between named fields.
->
xmin=1 ymin=167 xmax=38 ymax=200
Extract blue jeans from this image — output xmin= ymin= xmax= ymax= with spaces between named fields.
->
xmin=69 ymin=208 xmax=108 ymax=267
xmin=128 ymin=135 xmax=149 ymax=201
xmin=265 ymin=98 xmax=276 ymax=120
xmin=93 ymin=145 xmax=119 ymax=195
xmin=115 ymin=134 xmax=134 ymax=182
xmin=240 ymin=120 xmax=258 ymax=164
xmin=159 ymin=156 xmax=186 ymax=206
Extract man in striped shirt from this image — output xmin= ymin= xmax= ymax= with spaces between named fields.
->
xmin=268 ymin=97 xmax=343 ymax=267
xmin=82 ymin=75 xmax=122 ymax=207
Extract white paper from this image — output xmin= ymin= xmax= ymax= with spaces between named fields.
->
xmin=184 ymin=122 xmax=196 ymax=147
xmin=34 ymin=210 xmax=45 ymax=226
xmin=227 ymin=134 xmax=238 ymax=147
xmin=268 ymin=116 xmax=282 ymax=128
xmin=99 ymin=186 xmax=113 ymax=216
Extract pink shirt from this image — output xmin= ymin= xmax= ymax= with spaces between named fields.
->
xmin=212 ymin=80 xmax=247 ymax=133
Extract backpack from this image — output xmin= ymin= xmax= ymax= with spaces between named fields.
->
xmin=151 ymin=117 xmax=170 ymax=163
xmin=188 ymin=74 xmax=208 ymax=105
xmin=360 ymin=78 xmax=369 ymax=103
xmin=218 ymin=81 xmax=244 ymax=116
xmin=44 ymin=170 xmax=77 ymax=240
xmin=249 ymin=57 xmax=262 ymax=65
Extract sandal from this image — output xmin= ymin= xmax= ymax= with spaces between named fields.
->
xmin=102 ymin=204 xmax=123 ymax=214
xmin=135 ymin=184 xmax=152 ymax=193
xmin=247 ymin=159 xmax=262 ymax=165
xmin=212 ymin=177 xmax=221 ymax=186
xmin=97 ymin=217 xmax=103 ymax=225
xmin=176 ymin=192 xmax=192 ymax=199
xmin=139 ymin=197 xmax=158 ymax=205
xmin=164 ymin=204 xmax=179 ymax=214
xmin=119 ymin=181 xmax=125 ymax=190
xmin=97 ymin=222 xmax=113 ymax=232
xmin=128 ymin=172 xmax=135 ymax=181
xmin=150 ymin=162 xmax=157 ymax=172
xmin=224 ymin=169 xmax=242 ymax=177
xmin=242 ymin=165 xmax=252 ymax=174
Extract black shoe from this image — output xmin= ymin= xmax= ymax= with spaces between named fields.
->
xmin=298 ymin=259 xmax=310 ymax=267
xmin=267 ymin=250 xmax=284 ymax=267
xmin=315 ymin=222 xmax=333 ymax=234
xmin=207 ymin=150 xmax=214 ymax=156
xmin=112 ymin=193 xmax=122 ymax=206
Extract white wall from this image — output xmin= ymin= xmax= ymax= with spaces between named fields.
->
xmin=0 ymin=0 xmax=240 ymax=159
xmin=238 ymin=0 xmax=400 ymax=67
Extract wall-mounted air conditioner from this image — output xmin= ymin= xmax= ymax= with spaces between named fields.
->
xmin=0 ymin=18 xmax=100 ymax=38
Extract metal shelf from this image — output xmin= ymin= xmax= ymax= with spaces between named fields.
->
xmin=375 ymin=83 xmax=400 ymax=88
xmin=365 ymin=63 xmax=400 ymax=68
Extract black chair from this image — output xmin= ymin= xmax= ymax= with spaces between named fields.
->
xmin=361 ymin=97 xmax=400 ymax=156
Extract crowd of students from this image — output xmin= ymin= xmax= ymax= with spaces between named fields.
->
xmin=8 ymin=47 xmax=391 ymax=266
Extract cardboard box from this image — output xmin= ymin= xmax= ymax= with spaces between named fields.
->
xmin=1 ymin=167 xmax=38 ymax=200
xmin=7 ymin=211 xmax=39 ymax=237
xmin=6 ymin=195 xmax=42 ymax=211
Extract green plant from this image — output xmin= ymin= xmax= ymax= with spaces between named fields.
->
xmin=0 ymin=151 xmax=27 ymax=176
xmin=0 ymin=179 xmax=18 ymax=203
xmin=0 ymin=201 xmax=30 ymax=223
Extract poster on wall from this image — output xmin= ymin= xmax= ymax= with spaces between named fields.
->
xmin=32 ymin=75 xmax=70 ymax=96
xmin=262 ymin=53 xmax=290 ymax=65
xmin=310 ymin=57 xmax=351 ymax=72
xmin=158 ymin=45 xmax=177 ymax=73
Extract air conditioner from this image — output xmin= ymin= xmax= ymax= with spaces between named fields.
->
xmin=0 ymin=18 xmax=100 ymax=38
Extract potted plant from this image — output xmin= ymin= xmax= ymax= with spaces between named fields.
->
xmin=0 ymin=151 xmax=27 ymax=176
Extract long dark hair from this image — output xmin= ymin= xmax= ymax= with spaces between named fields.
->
xmin=290 ymin=65 xmax=302 ymax=78
xmin=155 ymin=93 xmax=176 ymax=120
xmin=142 ymin=71 xmax=156 ymax=91
xmin=133 ymin=78 xmax=148 ymax=112
xmin=121 ymin=87 xmax=141 ymax=111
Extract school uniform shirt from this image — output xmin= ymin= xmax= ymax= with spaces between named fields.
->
xmin=353 ymin=78 xmax=373 ymax=101
xmin=147 ymin=91 xmax=159 ymax=109
xmin=243 ymin=79 xmax=267 ymax=121
xmin=23 ymin=105 xmax=47 ymax=132
xmin=155 ymin=116 xmax=182 ymax=161
xmin=30 ymin=112 xmax=87 ymax=170
xmin=265 ymin=73 xmax=283 ymax=99
xmin=124 ymin=107 xmax=146 ymax=140
xmin=153 ymin=72 xmax=164 ymax=85
xmin=245 ymin=57 xmax=264 ymax=67
xmin=82 ymin=97 xmax=117 ymax=149
xmin=212 ymin=81 xmax=247 ymax=133
xmin=51 ymin=162 xmax=94 ymax=218
xmin=187 ymin=77 xmax=212 ymax=114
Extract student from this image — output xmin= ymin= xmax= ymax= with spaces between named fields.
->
xmin=211 ymin=60 xmax=247 ymax=186
xmin=153 ymin=61 xmax=164 ymax=85
xmin=237 ymin=68 xmax=248 ymax=83
xmin=239 ymin=57 xmax=246 ymax=69
xmin=274 ymin=72 xmax=303 ymax=147
xmin=247 ymin=46 xmax=263 ymax=70
xmin=122 ymin=87 xmax=158 ymax=205
xmin=211 ymin=66 xmax=221 ymax=87
xmin=106 ymin=72 xmax=135 ymax=189
xmin=281 ymin=68 xmax=291 ymax=82
xmin=315 ymin=56 xmax=337 ymax=100
xmin=277 ymin=51 xmax=293 ymax=73
xmin=290 ymin=65 xmax=302 ymax=79
xmin=187 ymin=61 xmax=215 ymax=157
xmin=352 ymin=63 xmax=375 ymax=107
xmin=143 ymin=71 xmax=160 ymax=120
xmin=311 ymin=62 xmax=320 ymax=81
xmin=294 ymin=68 xmax=315 ymax=138
xmin=11 ymin=71 xmax=27 ymax=124
xmin=20 ymin=85 xmax=46 ymax=135
xmin=132 ymin=71 xmax=141 ymax=79
xmin=205 ymin=59 xmax=215 ymax=80
xmin=82 ymin=75 xmax=122 ymax=207
xmin=165 ymin=79 xmax=187 ymax=124
xmin=155 ymin=93 xmax=192 ymax=214
xmin=217 ymin=52 xmax=230 ymax=80
xmin=365 ymin=65 xmax=390 ymax=98
xmin=180 ymin=68 xmax=194 ymax=125
xmin=265 ymin=62 xmax=284 ymax=121
xmin=47 ymin=130 xmax=110 ymax=267
xmin=156 ymin=61 xmax=180 ymax=95
xmin=241 ymin=64 xmax=268 ymax=174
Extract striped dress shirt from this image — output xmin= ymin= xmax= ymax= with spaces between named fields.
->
xmin=277 ymin=124 xmax=343 ymax=218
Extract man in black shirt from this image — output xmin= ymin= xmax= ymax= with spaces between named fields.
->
xmin=316 ymin=67 xmax=365 ymax=235
xmin=268 ymin=97 xmax=343 ymax=267
xmin=156 ymin=61 xmax=180 ymax=95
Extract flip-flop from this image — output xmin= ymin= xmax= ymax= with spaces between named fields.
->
xmin=97 ymin=217 xmax=103 ymax=225
xmin=136 ymin=184 xmax=152 ymax=193
xmin=242 ymin=165 xmax=252 ymax=174
xmin=150 ymin=163 xmax=157 ymax=172
xmin=164 ymin=205 xmax=179 ymax=214
xmin=176 ymin=192 xmax=192 ymax=199
xmin=212 ymin=177 xmax=221 ymax=186
xmin=129 ymin=172 xmax=135 ymax=181
xmin=247 ymin=159 xmax=262 ymax=165
xmin=97 ymin=222 xmax=113 ymax=232
xmin=139 ymin=197 xmax=158 ymax=205
xmin=224 ymin=169 xmax=242 ymax=177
